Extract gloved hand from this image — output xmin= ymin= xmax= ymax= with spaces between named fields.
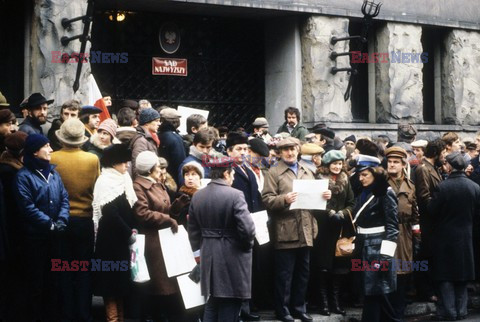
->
xmin=170 ymin=218 xmax=179 ymax=233
xmin=128 ymin=229 xmax=138 ymax=245
xmin=328 ymin=210 xmax=344 ymax=221
xmin=188 ymin=263 xmax=201 ymax=284
xmin=54 ymin=220 xmax=67 ymax=232
xmin=170 ymin=194 xmax=190 ymax=216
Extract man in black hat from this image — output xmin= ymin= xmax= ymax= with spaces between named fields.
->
xmin=18 ymin=93 xmax=54 ymax=135
xmin=276 ymin=107 xmax=309 ymax=141
xmin=79 ymin=105 xmax=102 ymax=151
xmin=428 ymin=152 xmax=480 ymax=321
xmin=0 ymin=109 xmax=16 ymax=153
xmin=310 ymin=125 xmax=335 ymax=153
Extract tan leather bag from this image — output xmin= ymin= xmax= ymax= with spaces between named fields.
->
xmin=335 ymin=210 xmax=356 ymax=257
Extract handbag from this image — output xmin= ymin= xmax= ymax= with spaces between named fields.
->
xmin=335 ymin=210 xmax=356 ymax=257
xmin=335 ymin=195 xmax=375 ymax=257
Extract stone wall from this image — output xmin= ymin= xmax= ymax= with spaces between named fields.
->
xmin=30 ymin=0 xmax=92 ymax=120
xmin=301 ymin=16 xmax=352 ymax=124
xmin=442 ymin=29 xmax=480 ymax=125
xmin=375 ymin=22 xmax=424 ymax=124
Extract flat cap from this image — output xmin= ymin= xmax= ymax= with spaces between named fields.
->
xmin=301 ymin=143 xmax=324 ymax=155
xmin=411 ymin=140 xmax=428 ymax=148
xmin=252 ymin=117 xmax=269 ymax=128
xmin=121 ymin=99 xmax=139 ymax=110
xmin=317 ymin=128 xmax=335 ymax=139
xmin=160 ymin=107 xmax=181 ymax=119
xmin=385 ymin=146 xmax=408 ymax=160
xmin=446 ymin=151 xmax=466 ymax=171
xmin=79 ymin=105 xmax=102 ymax=116
xmin=277 ymin=137 xmax=301 ymax=149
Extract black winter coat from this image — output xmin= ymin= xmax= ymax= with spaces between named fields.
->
xmin=231 ymin=165 xmax=263 ymax=213
xmin=354 ymin=187 xmax=399 ymax=296
xmin=93 ymin=193 xmax=136 ymax=297
xmin=428 ymin=171 xmax=480 ymax=281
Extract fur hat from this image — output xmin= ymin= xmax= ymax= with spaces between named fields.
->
xmin=0 ymin=109 xmax=15 ymax=124
xmin=24 ymin=134 xmax=50 ymax=156
xmin=98 ymin=118 xmax=117 ymax=138
xmin=139 ymin=108 xmax=160 ymax=125
xmin=101 ymin=143 xmax=132 ymax=168
xmin=4 ymin=131 xmax=27 ymax=154
xmin=182 ymin=161 xmax=205 ymax=179
xmin=249 ymin=138 xmax=270 ymax=157
xmin=135 ymin=151 xmax=159 ymax=174
xmin=55 ymin=118 xmax=89 ymax=147
xmin=226 ymin=131 xmax=248 ymax=148
xmin=356 ymin=139 xmax=379 ymax=157
xmin=322 ymin=150 xmax=346 ymax=165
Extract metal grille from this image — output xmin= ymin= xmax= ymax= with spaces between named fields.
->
xmin=91 ymin=13 xmax=265 ymax=130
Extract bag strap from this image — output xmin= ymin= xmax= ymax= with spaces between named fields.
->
xmin=352 ymin=195 xmax=375 ymax=224
xmin=339 ymin=209 xmax=356 ymax=238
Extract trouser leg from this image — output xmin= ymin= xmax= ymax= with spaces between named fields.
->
xmin=274 ymin=249 xmax=296 ymax=317
xmin=290 ymin=247 xmax=310 ymax=315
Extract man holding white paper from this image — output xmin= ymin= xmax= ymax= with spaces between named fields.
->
xmin=262 ymin=137 xmax=330 ymax=322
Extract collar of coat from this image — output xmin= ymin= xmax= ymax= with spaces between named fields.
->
xmin=277 ymin=159 xmax=311 ymax=176
xmin=210 ymin=178 xmax=229 ymax=186
xmin=135 ymin=175 xmax=166 ymax=190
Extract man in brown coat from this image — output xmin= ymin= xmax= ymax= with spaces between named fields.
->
xmin=385 ymin=146 xmax=420 ymax=319
xmin=414 ymin=139 xmax=446 ymax=301
xmin=262 ymin=137 xmax=328 ymax=322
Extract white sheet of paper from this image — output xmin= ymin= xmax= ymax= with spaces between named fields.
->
xmin=177 ymin=273 xmax=206 ymax=309
xmin=158 ymin=225 xmax=197 ymax=277
xmin=177 ymin=106 xmax=210 ymax=135
xmin=250 ymin=210 xmax=270 ymax=245
xmin=199 ymin=178 xmax=211 ymax=189
xmin=290 ymin=179 xmax=329 ymax=210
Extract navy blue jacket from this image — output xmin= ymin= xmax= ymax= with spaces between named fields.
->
xmin=471 ymin=156 xmax=480 ymax=187
xmin=159 ymin=124 xmax=186 ymax=184
xmin=15 ymin=164 xmax=69 ymax=238
xmin=18 ymin=117 xmax=44 ymax=135
xmin=231 ymin=165 xmax=263 ymax=213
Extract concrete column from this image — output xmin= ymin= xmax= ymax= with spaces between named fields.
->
xmin=375 ymin=22 xmax=423 ymax=123
xmin=265 ymin=17 xmax=302 ymax=132
xmin=30 ymin=0 xmax=92 ymax=120
xmin=301 ymin=15 xmax=352 ymax=124
xmin=441 ymin=29 xmax=480 ymax=125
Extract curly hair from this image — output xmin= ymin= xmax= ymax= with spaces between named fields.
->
xmin=425 ymin=139 xmax=446 ymax=159
xmin=284 ymin=107 xmax=300 ymax=121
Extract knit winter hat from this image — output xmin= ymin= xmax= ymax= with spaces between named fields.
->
xmin=139 ymin=108 xmax=160 ymax=125
xmin=182 ymin=161 xmax=205 ymax=179
xmin=98 ymin=118 xmax=118 ymax=138
xmin=24 ymin=134 xmax=49 ymax=156
xmin=322 ymin=150 xmax=346 ymax=165
xmin=135 ymin=150 xmax=159 ymax=174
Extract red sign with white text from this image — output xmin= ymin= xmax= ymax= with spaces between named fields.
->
xmin=152 ymin=58 xmax=188 ymax=76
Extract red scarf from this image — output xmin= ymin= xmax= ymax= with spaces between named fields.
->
xmin=150 ymin=131 xmax=160 ymax=147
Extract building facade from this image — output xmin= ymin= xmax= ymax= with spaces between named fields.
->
xmin=1 ymin=0 xmax=479 ymax=139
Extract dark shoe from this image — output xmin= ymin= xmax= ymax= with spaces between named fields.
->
xmin=240 ymin=311 xmax=260 ymax=321
xmin=276 ymin=314 xmax=294 ymax=322
xmin=292 ymin=312 xmax=313 ymax=322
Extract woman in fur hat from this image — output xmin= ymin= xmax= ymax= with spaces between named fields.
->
xmin=92 ymin=143 xmax=138 ymax=322
xmin=313 ymin=150 xmax=355 ymax=316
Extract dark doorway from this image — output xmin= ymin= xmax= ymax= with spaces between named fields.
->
xmin=91 ymin=12 xmax=265 ymax=129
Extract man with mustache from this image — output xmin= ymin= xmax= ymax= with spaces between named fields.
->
xmin=19 ymin=93 xmax=53 ymax=136
xmin=276 ymin=107 xmax=308 ymax=141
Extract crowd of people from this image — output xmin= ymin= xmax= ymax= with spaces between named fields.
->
xmin=1 ymin=92 xmax=480 ymax=322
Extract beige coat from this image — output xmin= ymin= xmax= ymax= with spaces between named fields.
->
xmin=262 ymin=159 xmax=318 ymax=249
xmin=388 ymin=176 xmax=420 ymax=274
